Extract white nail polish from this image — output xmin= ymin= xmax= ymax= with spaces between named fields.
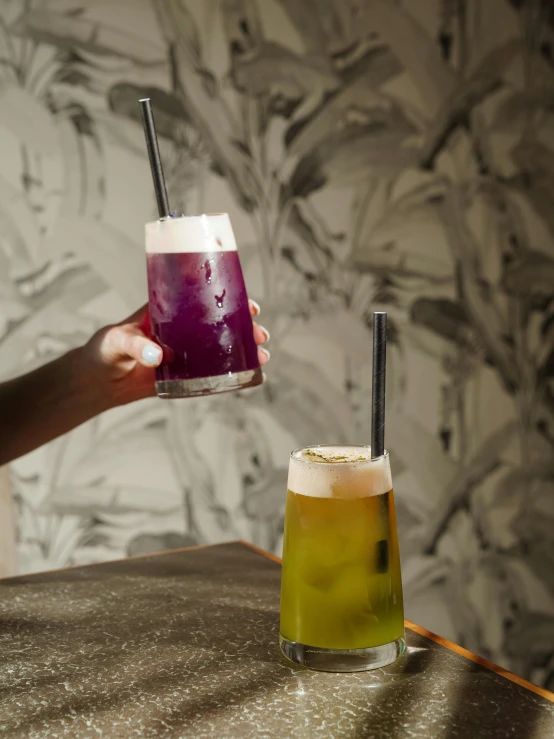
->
xmin=142 ymin=344 xmax=162 ymax=365
xmin=260 ymin=326 xmax=270 ymax=342
xmin=260 ymin=348 xmax=270 ymax=361
xmin=250 ymin=300 xmax=261 ymax=316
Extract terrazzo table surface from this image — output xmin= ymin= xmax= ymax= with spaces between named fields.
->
xmin=1 ymin=542 xmax=553 ymax=738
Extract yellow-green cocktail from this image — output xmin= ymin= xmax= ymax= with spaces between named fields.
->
xmin=280 ymin=445 xmax=405 ymax=672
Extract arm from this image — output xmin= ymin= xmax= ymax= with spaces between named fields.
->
xmin=0 ymin=303 xmax=269 ymax=466
xmin=0 ymin=347 xmax=111 ymax=466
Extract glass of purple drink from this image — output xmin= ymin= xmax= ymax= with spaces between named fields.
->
xmin=145 ymin=212 xmax=263 ymax=398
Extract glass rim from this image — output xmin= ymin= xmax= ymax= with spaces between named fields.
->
xmin=148 ymin=211 xmax=228 ymax=226
xmin=290 ymin=444 xmax=389 ymax=466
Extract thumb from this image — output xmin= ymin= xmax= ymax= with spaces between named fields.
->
xmin=103 ymin=322 xmax=163 ymax=368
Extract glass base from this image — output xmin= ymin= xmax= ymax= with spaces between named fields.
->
xmin=279 ymin=633 xmax=406 ymax=673
xmin=156 ymin=366 xmax=263 ymax=399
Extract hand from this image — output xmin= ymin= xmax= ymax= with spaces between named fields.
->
xmin=83 ymin=300 xmax=270 ymax=405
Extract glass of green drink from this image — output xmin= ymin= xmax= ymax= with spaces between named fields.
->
xmin=279 ymin=445 xmax=406 ymax=672
xmin=280 ymin=312 xmax=405 ymax=672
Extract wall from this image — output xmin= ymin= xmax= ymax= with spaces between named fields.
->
xmin=1 ymin=0 xmax=553 ymax=686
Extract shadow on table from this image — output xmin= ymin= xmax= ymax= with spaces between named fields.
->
xmin=4 ymin=545 xmax=548 ymax=737
xmin=1 ymin=602 xmax=438 ymax=737
xmin=351 ymin=638 xmax=547 ymax=739
xmin=438 ymin=665 xmax=547 ymax=739
xmin=4 ymin=619 xmax=548 ymax=739
xmin=0 ymin=599 xmax=284 ymax=735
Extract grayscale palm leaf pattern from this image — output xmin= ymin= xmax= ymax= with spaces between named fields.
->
xmin=0 ymin=0 xmax=553 ymax=688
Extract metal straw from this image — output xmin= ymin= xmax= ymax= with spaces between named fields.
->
xmin=139 ymin=98 xmax=170 ymax=219
xmin=371 ymin=312 xmax=387 ymax=459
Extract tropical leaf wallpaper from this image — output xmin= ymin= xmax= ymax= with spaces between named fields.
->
xmin=1 ymin=0 xmax=554 ymax=687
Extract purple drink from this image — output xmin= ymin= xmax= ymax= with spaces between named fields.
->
xmin=145 ymin=213 xmax=262 ymax=398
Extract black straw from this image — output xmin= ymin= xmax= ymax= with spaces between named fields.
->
xmin=139 ymin=98 xmax=170 ymax=219
xmin=371 ymin=312 xmax=387 ymax=459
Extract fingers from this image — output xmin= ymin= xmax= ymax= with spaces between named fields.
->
xmin=103 ymin=322 xmax=163 ymax=368
xmin=253 ymin=321 xmax=269 ymax=346
xmin=248 ymin=301 xmax=270 ymax=364
xmin=249 ymin=298 xmax=269 ymax=366
xmin=252 ymin=318 xmax=270 ymax=365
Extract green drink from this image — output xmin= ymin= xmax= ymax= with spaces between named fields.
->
xmin=280 ymin=445 xmax=405 ymax=672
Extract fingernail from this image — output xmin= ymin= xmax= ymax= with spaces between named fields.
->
xmin=259 ymin=347 xmax=270 ymax=363
xmin=142 ymin=344 xmax=162 ymax=365
xmin=250 ymin=299 xmax=261 ymax=316
xmin=259 ymin=325 xmax=270 ymax=342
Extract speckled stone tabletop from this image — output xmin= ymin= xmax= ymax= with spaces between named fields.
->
xmin=1 ymin=543 xmax=553 ymax=738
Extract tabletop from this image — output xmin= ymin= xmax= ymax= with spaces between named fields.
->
xmin=1 ymin=542 xmax=553 ymax=738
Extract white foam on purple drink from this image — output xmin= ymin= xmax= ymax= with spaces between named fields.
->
xmin=145 ymin=213 xmax=237 ymax=254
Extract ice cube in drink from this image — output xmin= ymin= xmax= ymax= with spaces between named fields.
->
xmin=145 ymin=213 xmax=263 ymax=398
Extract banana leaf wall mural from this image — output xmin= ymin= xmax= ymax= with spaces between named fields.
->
xmin=0 ymin=0 xmax=553 ymax=688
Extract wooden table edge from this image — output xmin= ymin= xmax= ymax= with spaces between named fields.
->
xmin=3 ymin=539 xmax=553 ymax=704
xmin=404 ymin=620 xmax=554 ymax=703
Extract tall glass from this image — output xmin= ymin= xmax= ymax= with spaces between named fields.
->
xmin=145 ymin=212 xmax=263 ymax=398
xmin=280 ymin=445 xmax=405 ymax=672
